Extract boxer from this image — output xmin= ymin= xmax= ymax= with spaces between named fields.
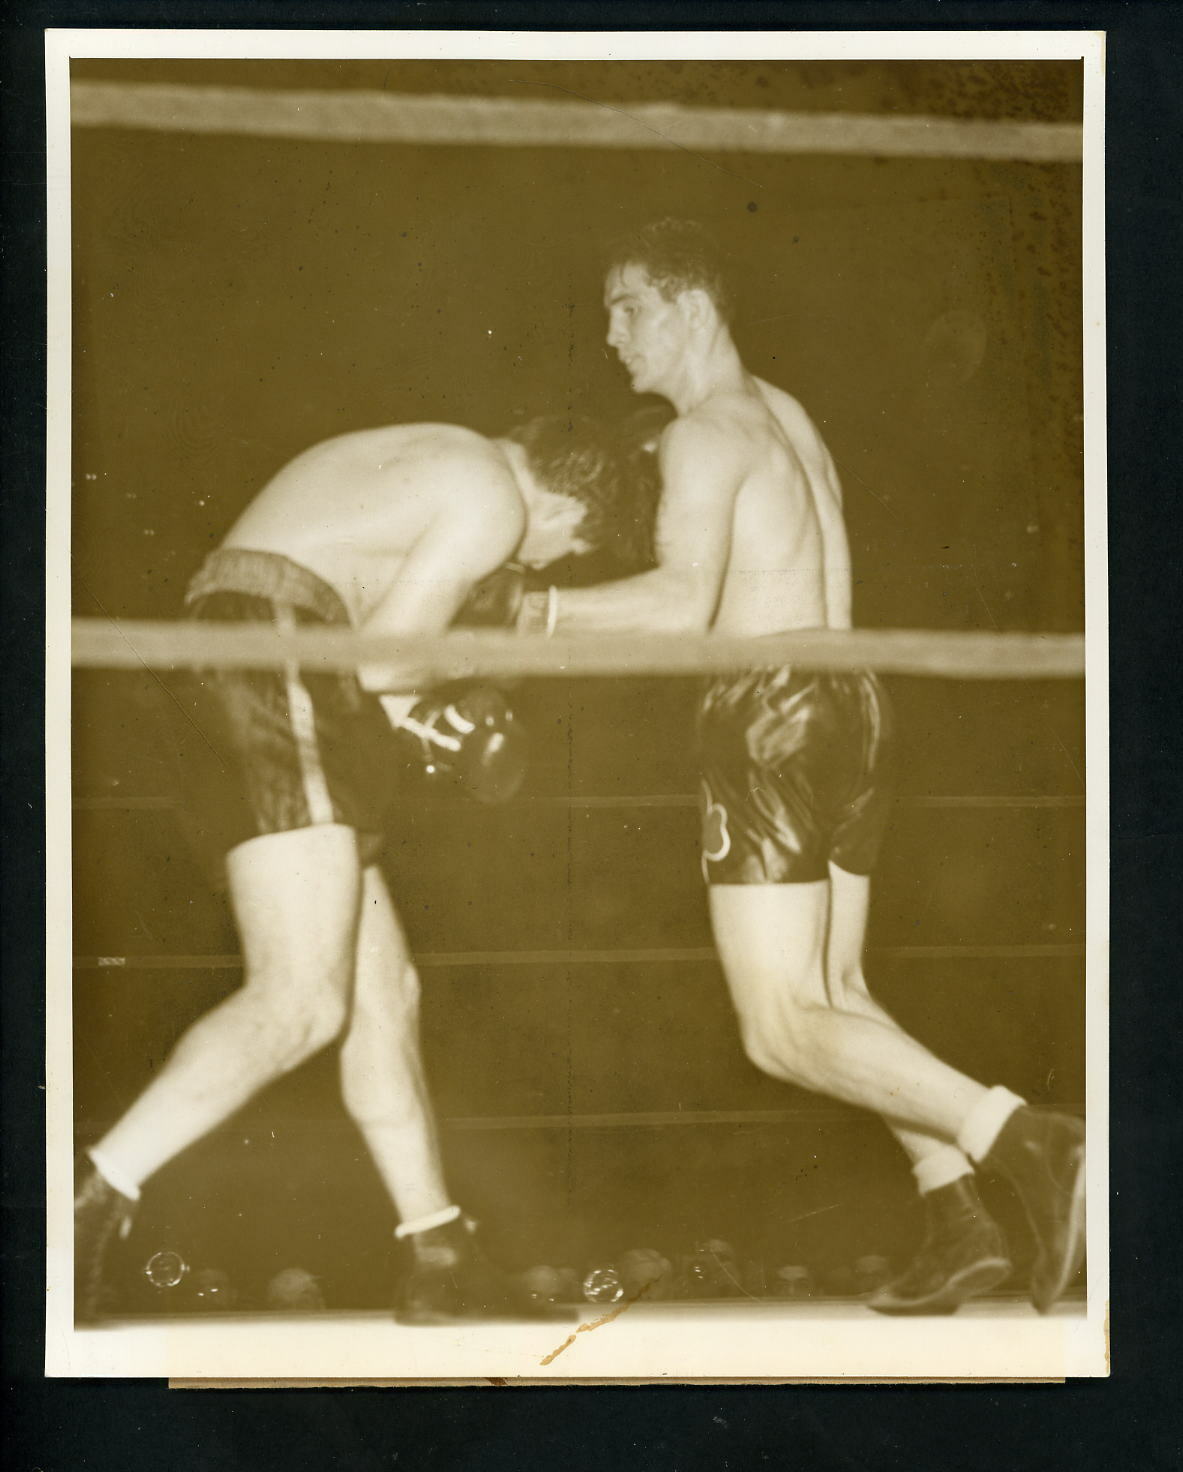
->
xmin=75 ymin=414 xmax=630 ymax=1325
xmin=520 ymin=219 xmax=1084 ymax=1315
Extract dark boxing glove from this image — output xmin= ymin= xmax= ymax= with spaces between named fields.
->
xmin=394 ymin=682 xmax=528 ymax=804
xmin=453 ymin=564 xmax=527 ymax=629
xmin=453 ymin=563 xmax=558 ymax=638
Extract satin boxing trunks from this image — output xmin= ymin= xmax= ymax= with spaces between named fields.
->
xmin=175 ymin=548 xmax=399 ymax=875
xmin=697 ymin=665 xmax=895 ymax=885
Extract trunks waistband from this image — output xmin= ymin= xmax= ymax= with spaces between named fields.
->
xmin=701 ymin=632 xmax=828 ymax=683
xmin=185 ymin=548 xmax=349 ymax=625
xmin=700 ymin=663 xmax=879 ymax=699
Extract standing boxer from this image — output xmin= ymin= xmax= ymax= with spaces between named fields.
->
xmin=75 ymin=415 xmax=628 ymax=1325
xmin=523 ymin=219 xmax=1084 ymax=1315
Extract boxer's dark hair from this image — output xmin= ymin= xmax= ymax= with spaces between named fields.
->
xmin=607 ymin=405 xmax=674 ymax=572
xmin=506 ymin=414 xmax=630 ymax=556
xmin=606 ymin=218 xmax=735 ymax=324
xmin=617 ymin=402 xmax=677 ymax=457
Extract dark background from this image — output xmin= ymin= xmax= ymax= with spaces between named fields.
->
xmin=68 ymin=55 xmax=1086 ymax=1306
xmin=4 ymin=5 xmax=1179 ymax=1469
xmin=70 ymin=56 xmax=1084 ymax=631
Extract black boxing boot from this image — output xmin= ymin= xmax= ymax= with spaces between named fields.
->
xmin=980 ymin=1107 xmax=1085 ymax=1313
xmin=395 ymin=1217 xmax=574 ymax=1325
xmin=74 ymin=1155 xmax=136 ymax=1324
xmin=868 ymin=1176 xmax=1011 ymax=1316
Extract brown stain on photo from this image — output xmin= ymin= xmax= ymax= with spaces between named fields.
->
xmin=540 ymin=1282 xmax=653 ymax=1367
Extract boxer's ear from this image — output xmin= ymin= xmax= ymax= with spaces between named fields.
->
xmin=679 ymin=287 xmax=715 ymax=331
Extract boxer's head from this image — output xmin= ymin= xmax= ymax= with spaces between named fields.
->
xmin=604 ymin=219 xmax=734 ymax=396
xmin=504 ymin=413 xmax=629 ymax=567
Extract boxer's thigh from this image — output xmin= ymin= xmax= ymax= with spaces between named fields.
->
xmin=225 ymin=823 xmax=364 ymax=998
xmin=708 ymin=880 xmax=831 ymax=1019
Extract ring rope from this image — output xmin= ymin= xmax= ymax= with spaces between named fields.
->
xmin=70 ymin=81 xmax=1083 ymax=162
xmin=71 ymin=617 xmax=1085 ymax=681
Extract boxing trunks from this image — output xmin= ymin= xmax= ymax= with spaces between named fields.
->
xmin=175 ymin=548 xmax=399 ymax=875
xmin=697 ymin=664 xmax=895 ymax=884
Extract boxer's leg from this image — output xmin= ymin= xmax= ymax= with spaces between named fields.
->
xmin=710 ymin=881 xmax=988 ymax=1136
xmin=338 ymin=868 xmax=571 ymax=1324
xmin=76 ymin=823 xmax=362 ymax=1321
xmin=710 ymin=881 xmax=1083 ymax=1311
xmin=338 ymin=866 xmax=452 ymax=1225
xmin=825 ymin=863 xmax=1010 ymax=1313
xmin=89 ymin=824 xmax=362 ymax=1191
xmin=824 ymin=863 xmax=970 ymax=1169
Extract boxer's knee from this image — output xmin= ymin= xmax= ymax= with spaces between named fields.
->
xmin=736 ymin=995 xmax=826 ymax=1086
xmin=390 ymin=960 xmax=422 ymax=1012
xmin=350 ymin=959 xmax=422 ymax=1033
xmin=283 ymin=997 xmax=349 ymax=1069
xmin=242 ymin=974 xmax=350 ymax=1072
xmin=298 ymin=991 xmax=351 ymax=1058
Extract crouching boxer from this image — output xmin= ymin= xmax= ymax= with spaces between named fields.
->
xmin=74 ymin=414 xmax=631 ymax=1325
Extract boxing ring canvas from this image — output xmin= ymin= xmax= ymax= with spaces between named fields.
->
xmin=46 ymin=29 xmax=1108 ymax=1382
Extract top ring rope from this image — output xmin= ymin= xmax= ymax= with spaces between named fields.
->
xmin=70 ymin=81 xmax=1082 ymax=162
xmin=71 ymin=618 xmax=1084 ymax=681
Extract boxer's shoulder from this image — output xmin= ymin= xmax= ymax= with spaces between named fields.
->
xmin=658 ymin=398 xmax=753 ymax=462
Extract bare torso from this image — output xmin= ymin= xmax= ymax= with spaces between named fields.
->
xmin=223 ymin=423 xmax=522 ymax=625
xmin=692 ymin=376 xmax=839 ymax=636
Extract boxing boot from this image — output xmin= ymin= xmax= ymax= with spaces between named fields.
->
xmin=980 ymin=1106 xmax=1085 ymax=1313
xmin=868 ymin=1175 xmax=1011 ymax=1316
xmin=396 ymin=1217 xmax=574 ymax=1325
xmin=74 ymin=1155 xmax=136 ymax=1324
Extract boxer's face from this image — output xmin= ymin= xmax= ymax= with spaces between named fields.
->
xmin=604 ymin=263 xmax=687 ymax=397
xmin=522 ymin=492 xmax=592 ymax=568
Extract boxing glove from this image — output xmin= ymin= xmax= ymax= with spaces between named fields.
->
xmin=393 ymin=681 xmax=528 ymax=804
xmin=453 ymin=564 xmax=528 ymax=629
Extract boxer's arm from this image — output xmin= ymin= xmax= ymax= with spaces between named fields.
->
xmin=357 ymin=494 xmax=520 ymax=708
xmin=543 ymin=415 xmax=746 ymax=636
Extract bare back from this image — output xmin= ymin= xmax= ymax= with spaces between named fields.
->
xmin=224 ymin=423 xmax=523 ymax=626
xmin=687 ymin=378 xmax=841 ymax=636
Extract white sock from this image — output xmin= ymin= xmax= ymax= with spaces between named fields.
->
xmin=87 ymin=1145 xmax=143 ymax=1202
xmin=957 ymin=1086 xmax=1027 ymax=1164
xmin=393 ymin=1203 xmax=462 ymax=1240
xmin=912 ymin=1145 xmax=974 ymax=1196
